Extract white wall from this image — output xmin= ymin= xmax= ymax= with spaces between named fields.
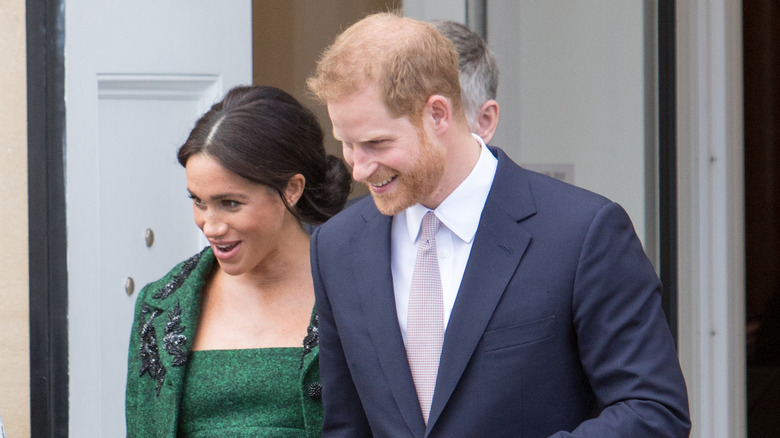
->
xmin=0 ymin=1 xmax=30 ymax=436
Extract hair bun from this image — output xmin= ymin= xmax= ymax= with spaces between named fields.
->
xmin=296 ymin=154 xmax=352 ymax=225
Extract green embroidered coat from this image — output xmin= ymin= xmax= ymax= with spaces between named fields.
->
xmin=125 ymin=248 xmax=323 ymax=437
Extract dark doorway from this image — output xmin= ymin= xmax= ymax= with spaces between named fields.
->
xmin=251 ymin=0 xmax=401 ymax=201
xmin=744 ymin=1 xmax=780 ymax=436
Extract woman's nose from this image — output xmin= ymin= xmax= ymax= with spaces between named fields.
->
xmin=200 ymin=210 xmax=228 ymax=238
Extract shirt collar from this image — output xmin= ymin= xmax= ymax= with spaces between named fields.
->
xmin=402 ymin=134 xmax=498 ymax=243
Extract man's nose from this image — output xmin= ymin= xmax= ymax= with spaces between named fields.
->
xmin=349 ymin=148 xmax=374 ymax=183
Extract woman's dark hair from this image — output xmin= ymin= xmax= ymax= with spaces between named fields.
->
xmin=178 ymin=85 xmax=352 ymax=225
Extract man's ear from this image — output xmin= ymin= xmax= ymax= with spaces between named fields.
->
xmin=473 ymin=100 xmax=500 ymax=144
xmin=284 ymin=173 xmax=306 ymax=207
xmin=426 ymin=95 xmax=452 ymax=135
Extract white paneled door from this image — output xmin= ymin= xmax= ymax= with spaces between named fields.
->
xmin=64 ymin=2 xmax=251 ymax=435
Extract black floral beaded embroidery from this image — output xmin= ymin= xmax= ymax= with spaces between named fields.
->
xmin=300 ymin=311 xmax=319 ymax=369
xmin=138 ymin=304 xmax=166 ymax=396
xmin=308 ymin=382 xmax=323 ymax=400
xmin=163 ymin=303 xmax=188 ymax=367
xmin=152 ymin=249 xmax=205 ymax=300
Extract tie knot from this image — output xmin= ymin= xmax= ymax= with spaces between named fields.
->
xmin=420 ymin=211 xmax=440 ymax=243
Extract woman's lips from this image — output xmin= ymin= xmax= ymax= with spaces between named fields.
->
xmin=212 ymin=241 xmax=240 ymax=259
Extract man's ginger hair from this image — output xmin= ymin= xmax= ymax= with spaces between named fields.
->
xmin=307 ymin=12 xmax=465 ymax=127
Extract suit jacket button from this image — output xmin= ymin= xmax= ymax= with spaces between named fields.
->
xmin=308 ymin=382 xmax=323 ymax=400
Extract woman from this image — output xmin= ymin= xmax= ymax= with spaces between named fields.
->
xmin=125 ymin=85 xmax=352 ymax=437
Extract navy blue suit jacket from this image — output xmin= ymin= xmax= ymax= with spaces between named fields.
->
xmin=311 ymin=147 xmax=690 ymax=437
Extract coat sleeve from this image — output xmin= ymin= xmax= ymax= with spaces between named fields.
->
xmin=124 ymin=274 xmax=181 ymax=437
xmin=552 ymin=202 xmax=690 ymax=437
xmin=310 ymin=226 xmax=373 ymax=437
xmin=125 ymin=281 xmax=151 ymax=437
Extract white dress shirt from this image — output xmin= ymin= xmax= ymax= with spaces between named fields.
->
xmin=392 ymin=134 xmax=498 ymax=344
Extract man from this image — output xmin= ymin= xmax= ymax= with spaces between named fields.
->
xmin=307 ymin=12 xmax=690 ymax=437
xmin=432 ymin=20 xmax=500 ymax=143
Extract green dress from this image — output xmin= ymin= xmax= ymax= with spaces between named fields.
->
xmin=125 ymin=248 xmax=323 ymax=437
xmin=178 ymin=348 xmax=308 ymax=437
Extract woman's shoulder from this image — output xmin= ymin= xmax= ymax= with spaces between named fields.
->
xmin=135 ymin=247 xmax=215 ymax=305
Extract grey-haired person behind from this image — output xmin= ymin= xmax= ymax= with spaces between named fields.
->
xmin=432 ymin=20 xmax=500 ymax=143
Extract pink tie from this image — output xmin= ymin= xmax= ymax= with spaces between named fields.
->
xmin=407 ymin=211 xmax=444 ymax=424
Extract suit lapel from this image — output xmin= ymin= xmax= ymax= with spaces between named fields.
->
xmin=357 ymin=204 xmax=427 ymax=436
xmin=427 ymin=149 xmax=536 ymax=431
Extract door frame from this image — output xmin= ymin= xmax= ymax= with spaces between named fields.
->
xmin=26 ymin=0 xmax=69 ymax=436
xmin=658 ymin=0 xmax=679 ymax=340
xmin=675 ymin=1 xmax=746 ymax=437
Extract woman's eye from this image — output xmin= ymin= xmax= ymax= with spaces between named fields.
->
xmin=222 ymin=200 xmax=241 ymax=208
xmin=188 ymin=195 xmax=205 ymax=208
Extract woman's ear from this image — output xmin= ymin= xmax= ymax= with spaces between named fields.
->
xmin=284 ymin=173 xmax=306 ymax=207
